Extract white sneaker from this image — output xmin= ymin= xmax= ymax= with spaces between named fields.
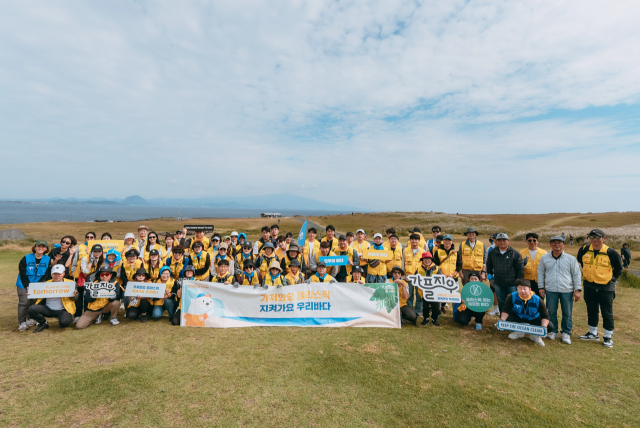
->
xmin=529 ymin=335 xmax=545 ymax=346
xmin=95 ymin=315 xmax=102 ymax=324
xmin=508 ymin=332 xmax=525 ymax=340
xmin=120 ymin=302 xmax=125 ymax=310
xmin=109 ymin=318 xmax=120 ymax=326
xmin=73 ymin=316 xmax=80 ymax=324
xmin=547 ymin=332 xmax=557 ymax=340
xmin=561 ymin=332 xmax=571 ymax=345
xmin=18 ymin=322 xmax=28 ymax=331
xmin=26 ymin=319 xmax=37 ymax=327
xmin=488 ymin=307 xmax=500 ymax=316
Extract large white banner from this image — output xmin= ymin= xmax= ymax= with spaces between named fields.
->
xmin=179 ymin=281 xmax=400 ymax=328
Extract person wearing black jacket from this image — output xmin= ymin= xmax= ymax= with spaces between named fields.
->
xmin=76 ymin=266 xmax=121 ymax=329
xmin=48 ymin=235 xmax=78 ymax=278
xmin=621 ymin=243 xmax=631 ymax=269
xmin=171 ymin=265 xmax=195 ymax=325
xmin=486 ymin=233 xmax=524 ymax=313
xmin=577 ymin=229 xmax=623 ymax=348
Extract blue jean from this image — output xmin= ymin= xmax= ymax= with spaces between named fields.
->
xmin=545 ymin=291 xmax=574 ymax=335
xmin=495 ymin=285 xmax=517 ymax=313
xmin=407 ymin=285 xmax=423 ymax=316
xmin=152 ymin=299 xmax=176 ymax=319
xmin=366 ymin=274 xmax=386 ymax=284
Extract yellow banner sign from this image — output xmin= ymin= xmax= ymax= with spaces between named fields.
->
xmin=90 ymin=240 xmax=125 ymax=254
xmin=362 ymin=249 xmax=392 ymax=261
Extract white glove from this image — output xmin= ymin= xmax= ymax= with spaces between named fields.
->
xmin=276 ymin=284 xmax=282 ymax=289
xmin=262 ymin=284 xmax=269 ymax=289
xmin=253 ymin=283 xmax=261 ymax=289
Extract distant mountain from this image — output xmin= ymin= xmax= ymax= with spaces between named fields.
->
xmin=123 ymin=195 xmax=148 ymax=205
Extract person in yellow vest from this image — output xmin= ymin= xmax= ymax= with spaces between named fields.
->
xmin=346 ymin=265 xmax=365 ymax=284
xmin=121 ymin=233 xmax=137 ymax=259
xmin=236 ymin=241 xmax=256 ymax=282
xmin=275 ymin=236 xmax=289 ymax=260
xmin=206 ymin=234 xmax=221 ymax=258
xmin=76 ymin=266 xmax=121 ymax=329
xmin=577 ymin=229 xmax=623 ymax=348
xmin=136 ymin=225 xmax=148 ymax=254
xmin=390 ymin=266 xmax=416 ymax=326
xmin=285 ymin=259 xmax=306 ymax=284
xmin=433 ymin=234 xmax=458 ymax=314
xmin=304 ymin=228 xmax=320 ymax=277
xmin=417 ymin=251 xmax=442 ymax=325
xmin=189 ymin=229 xmax=211 ymax=254
xmin=456 ymin=227 xmax=487 ymax=285
xmin=71 ymin=231 xmax=95 ymax=281
xmin=235 ymin=261 xmax=261 ymax=288
xmin=145 ymin=249 xmax=163 ymax=282
xmin=230 ymin=231 xmax=240 ymax=257
xmin=142 ymin=232 xmax=162 ymax=262
xmin=213 ymin=243 xmax=234 ymax=277
xmin=310 ymin=241 xmax=338 ymax=277
xmin=352 ymin=229 xmax=370 ymax=276
xmin=150 ymin=266 xmax=175 ymax=320
xmin=118 ymin=249 xmax=142 ymax=307
xmin=161 ymin=234 xmax=175 ymax=261
xmin=333 ymin=235 xmax=360 ymax=282
xmin=520 ymin=232 xmax=547 ymax=296
xmin=281 ymin=244 xmax=306 ymax=275
xmin=384 ymin=228 xmax=397 ymax=248
xmin=309 ymin=261 xmax=336 ymax=283
xmin=263 ymin=260 xmax=288 ymax=288
xmin=124 ymin=267 xmax=153 ymax=322
xmin=29 ymin=264 xmax=78 ymax=332
xmin=346 ymin=231 xmax=355 ymax=248
xmin=384 ymin=234 xmax=404 ymax=279
xmin=405 ymin=227 xmax=427 ymax=251
xmin=190 ymin=241 xmax=212 ymax=281
xmin=364 ymin=233 xmax=387 ymax=283
xmin=165 ymin=245 xmax=187 ymax=281
xmin=321 ymin=225 xmax=339 ymax=253
xmin=211 ymin=259 xmax=235 ymax=285
xmin=403 ymin=234 xmax=423 ymax=277
xmin=256 ymin=242 xmax=279 ymax=278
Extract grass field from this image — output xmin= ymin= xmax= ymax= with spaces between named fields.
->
xmin=1 ymin=213 xmax=640 ymax=427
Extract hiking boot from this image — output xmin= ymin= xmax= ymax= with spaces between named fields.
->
xmin=26 ymin=319 xmax=37 ymax=327
xmin=18 ymin=322 xmax=28 ymax=332
xmin=561 ymin=332 xmax=571 ymax=345
xmin=109 ymin=318 xmax=120 ymax=326
xmin=547 ymin=332 xmax=557 ymax=341
xmin=508 ymin=332 xmax=525 ymax=340
xmin=529 ymin=335 xmax=545 ymax=346
xmin=579 ymin=332 xmax=599 ymax=341
xmin=421 ymin=318 xmax=429 ymax=326
xmin=140 ymin=315 xmax=148 ymax=323
xmin=432 ymin=319 xmax=440 ymax=326
xmin=603 ymin=337 xmax=613 ymax=348
xmin=33 ymin=322 xmax=49 ymax=333
xmin=73 ymin=316 xmax=80 ymax=324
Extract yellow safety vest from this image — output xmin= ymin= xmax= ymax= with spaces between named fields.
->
xmin=384 ymin=245 xmax=403 ymax=273
xmin=264 ymin=274 xmax=285 ymax=287
xmin=581 ymin=244 xmax=613 ymax=284
xmin=520 ymin=248 xmax=547 ymax=281
xmin=435 ymin=248 xmax=458 ymax=277
xmin=152 ymin=278 xmax=174 ymax=305
xmin=334 ymin=247 xmax=355 ymax=276
xmin=461 ymin=240 xmax=485 ymax=271
xmin=403 ymin=247 xmax=422 ymax=275
xmin=351 ymin=241 xmax=371 ymax=268
xmin=36 ymin=279 xmax=76 ymax=314
xmin=191 ymin=252 xmax=211 ymax=281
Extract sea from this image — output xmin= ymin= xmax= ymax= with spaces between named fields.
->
xmin=0 ymin=202 xmax=352 ymax=224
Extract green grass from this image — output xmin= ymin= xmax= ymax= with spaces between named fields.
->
xmin=620 ymin=271 xmax=640 ymax=289
xmin=2 ymin=244 xmax=640 ymax=426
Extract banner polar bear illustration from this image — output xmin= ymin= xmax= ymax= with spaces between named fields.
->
xmin=183 ymin=293 xmax=226 ymax=327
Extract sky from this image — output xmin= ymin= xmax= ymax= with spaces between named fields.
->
xmin=1 ymin=0 xmax=639 ymax=214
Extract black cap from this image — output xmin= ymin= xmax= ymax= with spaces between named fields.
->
xmin=125 ymin=249 xmax=139 ymax=257
xmin=90 ymin=244 xmax=103 ymax=253
xmin=317 ymin=261 xmax=327 ymax=268
xmin=352 ymin=265 xmax=363 ymax=273
xmin=338 ymin=234 xmax=347 ymax=240
xmin=184 ymin=265 xmax=196 ymax=273
xmin=98 ymin=265 xmax=113 ymax=274
xmin=346 ymin=231 xmax=354 ymax=237
xmin=149 ymin=249 xmax=160 ymax=256
xmin=589 ymin=229 xmax=605 ymax=238
xmin=176 ymin=230 xmax=183 ymax=234
xmin=134 ymin=267 xmax=149 ymax=278
xmin=391 ymin=266 xmax=405 ymax=275
xmin=412 ymin=227 xmax=421 ymax=232
xmin=192 ymin=241 xmax=204 ymax=248
xmin=290 ymin=259 xmax=301 ymax=267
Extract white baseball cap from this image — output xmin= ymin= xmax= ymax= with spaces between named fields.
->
xmin=51 ymin=264 xmax=65 ymax=275
xmin=124 ymin=233 xmax=135 ymax=240
xmin=356 ymin=229 xmax=366 ymax=234
xmin=373 ymin=233 xmax=383 ymax=239
xmin=231 ymin=231 xmax=238 ymax=237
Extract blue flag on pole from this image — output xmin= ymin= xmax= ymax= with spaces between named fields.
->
xmin=297 ymin=220 xmax=308 ymax=246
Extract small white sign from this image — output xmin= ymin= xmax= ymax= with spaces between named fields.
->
xmin=497 ymin=321 xmax=547 ymax=336
xmin=406 ymin=274 xmax=461 ymax=303
xmin=28 ymin=282 xmax=76 ymax=298
xmin=124 ymin=281 xmax=165 ymax=298
xmin=85 ymin=281 xmax=117 ymax=298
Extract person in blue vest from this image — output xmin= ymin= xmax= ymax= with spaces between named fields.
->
xmin=500 ymin=279 xmax=553 ymax=346
xmin=16 ymin=240 xmax=51 ymax=332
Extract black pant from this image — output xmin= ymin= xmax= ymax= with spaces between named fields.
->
xmin=400 ymin=305 xmax=417 ymax=325
xmin=505 ymin=313 xmax=555 ymax=331
xmin=335 ymin=274 xmax=347 ymax=283
xmin=126 ymin=299 xmax=152 ymax=319
xmin=423 ymin=300 xmax=441 ymax=321
xmin=28 ymin=305 xmax=73 ymax=328
xmin=74 ymin=287 xmax=85 ymax=317
xmin=172 ymin=309 xmax=181 ymax=325
xmin=584 ymin=287 xmax=615 ymax=331
xmin=455 ymin=308 xmax=485 ymax=325
xmin=529 ymin=280 xmax=541 ymax=297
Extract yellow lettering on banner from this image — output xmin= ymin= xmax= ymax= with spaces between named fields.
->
xmin=362 ymin=249 xmax=392 ymax=261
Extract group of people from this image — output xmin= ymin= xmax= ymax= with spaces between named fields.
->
xmin=16 ymin=223 xmax=624 ymax=348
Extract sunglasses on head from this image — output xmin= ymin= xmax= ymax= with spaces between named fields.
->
xmin=527 ymin=239 xmax=537 ymax=242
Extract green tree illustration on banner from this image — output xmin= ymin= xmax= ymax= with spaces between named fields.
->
xmin=364 ymin=283 xmax=398 ymax=313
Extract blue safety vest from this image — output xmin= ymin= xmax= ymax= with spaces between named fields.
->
xmin=511 ymin=293 xmax=541 ymax=321
xmin=16 ymin=253 xmax=50 ymax=288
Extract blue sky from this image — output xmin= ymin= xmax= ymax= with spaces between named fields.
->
xmin=1 ymin=0 xmax=639 ymax=214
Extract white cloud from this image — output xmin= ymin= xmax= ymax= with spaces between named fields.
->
xmin=0 ymin=0 xmax=638 ymax=213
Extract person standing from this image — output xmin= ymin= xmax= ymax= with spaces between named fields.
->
xmin=457 ymin=227 xmax=486 ymax=285
xmin=403 ymin=234 xmax=424 ymax=317
xmin=538 ymin=236 xmax=582 ymax=344
xmin=48 ymin=236 xmax=77 ymax=278
xmin=16 ymin=240 xmax=51 ymax=331
xmin=577 ymin=229 xmax=623 ymax=348
xmin=486 ymin=233 xmax=500 ymax=316
xmin=351 ymin=229 xmax=371 ymax=277
xmin=321 ymin=225 xmax=338 ymax=253
xmin=384 ymin=234 xmax=403 ymax=279
xmin=333 ymin=235 xmax=359 ymax=283
xmin=136 ymin=225 xmax=148 ymax=254
xmin=427 ymin=226 xmax=441 ymax=253
xmin=621 ymin=243 xmax=631 ymax=269
xmin=520 ymin=233 xmax=547 ymax=296
xmin=486 ymin=233 xmax=524 ymax=314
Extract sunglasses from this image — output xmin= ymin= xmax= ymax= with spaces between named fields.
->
xmin=86 ymin=236 xmax=95 ymax=239
xmin=589 ymin=235 xmax=602 ymax=239
xmin=61 ymin=240 xmax=71 ymax=245
xmin=527 ymin=239 xmax=537 ymax=243
xmin=174 ymin=252 xmax=184 ymax=255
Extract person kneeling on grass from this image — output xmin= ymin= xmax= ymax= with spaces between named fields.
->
xmin=500 ymin=279 xmax=553 ymax=347
xmin=126 ymin=268 xmax=153 ymax=322
xmin=346 ymin=265 xmax=365 ymax=284
xmin=171 ymin=265 xmax=195 ymax=325
xmin=309 ymin=261 xmax=336 ymax=283
xmin=29 ymin=264 xmax=78 ymax=333
xmin=453 ymin=271 xmax=485 ymax=331
xmin=391 ymin=266 xmax=416 ymax=326
xmin=76 ymin=266 xmax=121 ymax=329
xmin=151 ymin=266 xmax=175 ymax=320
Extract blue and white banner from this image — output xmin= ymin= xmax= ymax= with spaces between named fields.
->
xmin=179 ymin=280 xmax=400 ymax=328
xmin=297 ymin=220 xmax=308 ymax=246
xmin=319 ymin=255 xmax=350 ymax=266
xmin=497 ymin=321 xmax=547 ymax=336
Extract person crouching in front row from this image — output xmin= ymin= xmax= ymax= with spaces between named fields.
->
xmin=151 ymin=266 xmax=175 ymax=320
xmin=453 ymin=271 xmax=486 ymax=331
xmin=29 ymin=264 xmax=78 ymax=332
xmin=390 ymin=266 xmax=416 ymax=326
xmin=346 ymin=265 xmax=365 ymax=284
xmin=285 ymin=259 xmax=305 ymax=285
xmin=125 ymin=268 xmax=153 ymax=322
xmin=76 ymin=266 xmax=121 ymax=329
xmin=500 ymin=279 xmax=554 ymax=347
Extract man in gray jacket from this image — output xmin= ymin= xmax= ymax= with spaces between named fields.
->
xmin=538 ymin=235 xmax=582 ymax=344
